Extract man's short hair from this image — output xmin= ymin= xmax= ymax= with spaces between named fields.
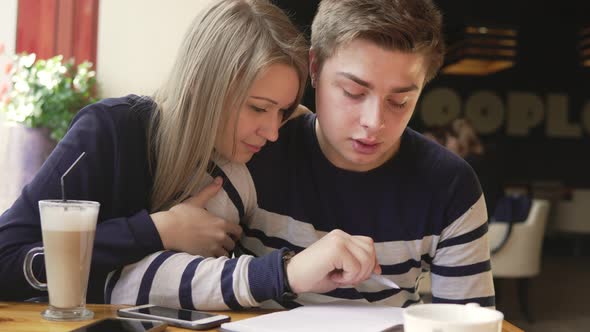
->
xmin=311 ymin=0 xmax=445 ymax=84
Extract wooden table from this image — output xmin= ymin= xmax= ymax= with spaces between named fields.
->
xmin=0 ymin=302 xmax=524 ymax=332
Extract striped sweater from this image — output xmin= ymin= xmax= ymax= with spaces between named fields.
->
xmin=106 ymin=113 xmax=495 ymax=309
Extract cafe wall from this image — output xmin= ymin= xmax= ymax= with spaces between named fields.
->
xmin=0 ymin=0 xmax=17 ymax=51
xmin=96 ymin=0 xmax=214 ymax=98
xmin=0 ymin=0 xmax=18 ymax=109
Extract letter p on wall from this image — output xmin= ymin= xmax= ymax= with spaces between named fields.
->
xmin=506 ymin=92 xmax=544 ymax=136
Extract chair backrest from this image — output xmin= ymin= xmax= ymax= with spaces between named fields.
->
xmin=553 ymin=189 xmax=590 ymax=234
xmin=489 ymin=199 xmax=550 ymax=278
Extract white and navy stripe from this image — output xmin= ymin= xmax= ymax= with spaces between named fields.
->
xmin=106 ymin=160 xmax=288 ymax=310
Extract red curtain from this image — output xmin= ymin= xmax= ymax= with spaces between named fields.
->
xmin=16 ymin=0 xmax=99 ymax=66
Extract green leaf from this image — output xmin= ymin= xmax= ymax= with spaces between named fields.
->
xmin=0 ymin=52 xmax=99 ymax=141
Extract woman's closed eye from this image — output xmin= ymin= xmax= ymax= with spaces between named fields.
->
xmin=250 ymin=105 xmax=267 ymax=113
xmin=251 ymin=105 xmax=290 ymax=121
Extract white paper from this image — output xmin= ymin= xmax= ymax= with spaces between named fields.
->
xmin=220 ymin=302 xmax=404 ymax=332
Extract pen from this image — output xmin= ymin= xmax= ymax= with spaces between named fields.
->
xmin=370 ymin=273 xmax=400 ymax=289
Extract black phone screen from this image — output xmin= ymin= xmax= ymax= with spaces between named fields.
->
xmin=71 ymin=318 xmax=162 ymax=332
xmin=133 ymin=306 xmax=216 ymax=321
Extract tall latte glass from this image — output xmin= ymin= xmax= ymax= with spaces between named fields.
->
xmin=23 ymin=200 xmax=99 ymax=321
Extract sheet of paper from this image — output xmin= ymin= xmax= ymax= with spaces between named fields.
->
xmin=220 ymin=301 xmax=404 ymax=332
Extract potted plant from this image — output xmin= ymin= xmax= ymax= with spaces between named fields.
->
xmin=0 ymin=49 xmax=98 ymax=211
xmin=0 ymin=52 xmax=98 ymax=141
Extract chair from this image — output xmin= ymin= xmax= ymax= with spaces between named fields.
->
xmin=553 ymin=189 xmax=590 ymax=255
xmin=416 ymin=270 xmax=432 ymax=302
xmin=488 ymin=199 xmax=550 ymax=322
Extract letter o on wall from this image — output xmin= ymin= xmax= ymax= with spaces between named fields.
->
xmin=465 ymin=91 xmax=504 ymax=134
xmin=419 ymin=88 xmax=461 ymax=127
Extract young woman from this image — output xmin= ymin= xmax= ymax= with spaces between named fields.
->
xmin=0 ymin=0 xmax=310 ymax=303
xmin=105 ymin=0 xmax=383 ymax=309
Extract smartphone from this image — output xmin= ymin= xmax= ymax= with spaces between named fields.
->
xmin=118 ymin=304 xmax=230 ymax=330
xmin=69 ymin=317 xmax=167 ymax=332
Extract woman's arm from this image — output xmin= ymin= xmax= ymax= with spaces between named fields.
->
xmin=0 ymin=102 xmax=163 ymax=302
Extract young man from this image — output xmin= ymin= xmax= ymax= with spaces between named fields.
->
xmin=107 ymin=0 xmax=494 ymax=309
xmin=245 ymin=0 xmax=494 ymax=307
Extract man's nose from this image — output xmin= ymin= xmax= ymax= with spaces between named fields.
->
xmin=359 ymin=99 xmax=384 ymax=132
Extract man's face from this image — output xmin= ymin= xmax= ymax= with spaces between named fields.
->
xmin=312 ymin=38 xmax=427 ymax=172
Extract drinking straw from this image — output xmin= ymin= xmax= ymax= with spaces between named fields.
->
xmin=61 ymin=152 xmax=86 ymax=202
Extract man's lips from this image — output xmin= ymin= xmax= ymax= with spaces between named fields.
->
xmin=355 ymin=138 xmax=379 ymax=145
xmin=351 ymin=138 xmax=381 ymax=154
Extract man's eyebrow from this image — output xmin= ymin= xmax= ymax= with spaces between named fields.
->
xmin=250 ymin=96 xmax=278 ymax=104
xmin=337 ymin=72 xmax=372 ymax=89
xmin=390 ymin=84 xmax=419 ymax=93
xmin=336 ymin=71 xmax=419 ymax=93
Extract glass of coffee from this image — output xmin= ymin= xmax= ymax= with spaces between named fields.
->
xmin=23 ymin=200 xmax=99 ymax=321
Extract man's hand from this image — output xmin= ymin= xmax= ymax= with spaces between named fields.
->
xmin=151 ymin=177 xmax=242 ymax=257
xmin=286 ymin=229 xmax=380 ymax=294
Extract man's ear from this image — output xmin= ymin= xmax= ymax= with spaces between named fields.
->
xmin=309 ymin=48 xmax=318 ymax=88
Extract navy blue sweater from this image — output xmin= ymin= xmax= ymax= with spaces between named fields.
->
xmin=245 ymin=113 xmax=495 ymax=307
xmin=0 ymin=96 xmax=164 ymax=302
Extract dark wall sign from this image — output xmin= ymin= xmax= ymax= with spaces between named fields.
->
xmin=419 ymin=89 xmax=590 ymax=139
xmin=414 ymin=80 xmax=590 ymax=187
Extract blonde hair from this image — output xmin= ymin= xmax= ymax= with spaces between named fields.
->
xmin=148 ymin=0 xmax=308 ymax=211
xmin=311 ymin=0 xmax=444 ymax=84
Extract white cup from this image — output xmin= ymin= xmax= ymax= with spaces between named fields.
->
xmin=403 ymin=303 xmax=503 ymax=332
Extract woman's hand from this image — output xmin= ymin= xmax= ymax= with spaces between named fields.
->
xmin=286 ymin=229 xmax=380 ymax=294
xmin=151 ymin=177 xmax=243 ymax=257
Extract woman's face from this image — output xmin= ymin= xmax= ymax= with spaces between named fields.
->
xmin=215 ymin=63 xmax=299 ymax=163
